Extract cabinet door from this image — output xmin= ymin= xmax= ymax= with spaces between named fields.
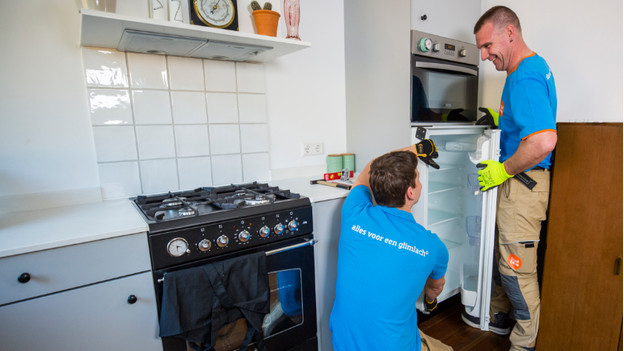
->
xmin=0 ymin=272 xmax=162 ymax=351
xmin=537 ymin=123 xmax=622 ymax=350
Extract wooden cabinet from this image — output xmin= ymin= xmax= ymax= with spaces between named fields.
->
xmin=537 ymin=123 xmax=622 ymax=350
xmin=0 ymin=233 xmax=162 ymax=351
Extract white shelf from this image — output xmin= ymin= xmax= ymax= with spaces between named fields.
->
xmin=79 ymin=9 xmax=311 ymax=62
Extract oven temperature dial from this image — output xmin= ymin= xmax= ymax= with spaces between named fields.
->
xmin=274 ymin=223 xmax=285 ymax=235
xmin=198 ymin=239 xmax=211 ymax=252
xmin=288 ymin=220 xmax=299 ymax=231
xmin=238 ymin=230 xmax=251 ymax=242
xmin=216 ymin=235 xmax=229 ymax=248
xmin=418 ymin=37 xmax=433 ymax=52
xmin=259 ymin=225 xmax=270 ymax=238
xmin=167 ymin=237 xmax=190 ymax=257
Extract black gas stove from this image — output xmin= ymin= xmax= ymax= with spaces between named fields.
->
xmin=132 ymin=182 xmax=313 ymax=270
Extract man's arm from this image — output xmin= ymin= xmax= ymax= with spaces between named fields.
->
xmin=424 ymin=276 xmax=445 ymax=302
xmin=503 ymin=131 xmax=557 ymax=175
xmin=352 ymin=146 xmax=417 ymax=189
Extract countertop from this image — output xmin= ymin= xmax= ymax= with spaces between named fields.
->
xmin=0 ymin=177 xmax=350 ymax=258
xmin=0 ymin=199 xmax=147 ymax=258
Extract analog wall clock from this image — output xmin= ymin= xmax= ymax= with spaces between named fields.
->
xmin=190 ymin=0 xmax=239 ymax=31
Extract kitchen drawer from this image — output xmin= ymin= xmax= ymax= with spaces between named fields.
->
xmin=0 ymin=271 xmax=162 ymax=351
xmin=0 ymin=232 xmax=150 ymax=306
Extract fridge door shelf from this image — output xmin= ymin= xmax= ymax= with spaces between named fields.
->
xmin=460 ymin=264 xmax=479 ymax=308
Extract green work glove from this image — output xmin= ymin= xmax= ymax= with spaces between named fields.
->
xmin=476 ymin=107 xmax=499 ymax=128
xmin=415 ymin=139 xmax=440 ymax=169
xmin=477 ymin=160 xmax=512 ymax=191
xmin=425 ymin=297 xmax=438 ymax=312
xmin=441 ymin=108 xmax=468 ymax=122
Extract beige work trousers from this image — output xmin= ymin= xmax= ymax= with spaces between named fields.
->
xmin=419 ymin=329 xmax=454 ymax=351
xmin=491 ymin=169 xmax=550 ymax=351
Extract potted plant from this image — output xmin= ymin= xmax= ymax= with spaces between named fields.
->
xmin=250 ymin=1 xmax=280 ymax=37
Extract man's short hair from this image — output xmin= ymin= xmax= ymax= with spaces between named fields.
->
xmin=474 ymin=6 xmax=522 ymax=34
xmin=369 ymin=151 xmax=419 ymax=208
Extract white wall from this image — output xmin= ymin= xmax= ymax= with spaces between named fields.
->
xmin=479 ymin=0 xmax=623 ymax=123
xmin=0 ymin=0 xmax=346 ymax=205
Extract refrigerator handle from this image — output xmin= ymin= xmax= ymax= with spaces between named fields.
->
xmin=614 ymin=257 xmax=621 ymax=275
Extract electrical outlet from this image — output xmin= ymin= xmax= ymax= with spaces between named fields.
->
xmin=302 ymin=142 xmax=323 ymax=156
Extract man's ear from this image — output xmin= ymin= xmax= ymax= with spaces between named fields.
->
xmin=405 ymin=187 xmax=416 ymax=202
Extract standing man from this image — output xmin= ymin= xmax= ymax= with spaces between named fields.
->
xmin=330 ymin=141 xmax=453 ymax=351
xmin=462 ymin=6 xmax=557 ymax=351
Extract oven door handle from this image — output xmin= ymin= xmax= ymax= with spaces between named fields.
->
xmin=265 ymin=239 xmax=317 ymax=256
xmin=415 ymin=61 xmax=478 ymax=76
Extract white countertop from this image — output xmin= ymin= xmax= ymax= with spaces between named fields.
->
xmin=0 ymin=199 xmax=147 ymax=258
xmin=0 ymin=177 xmax=350 ymax=258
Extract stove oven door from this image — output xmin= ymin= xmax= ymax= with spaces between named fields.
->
xmin=157 ymin=235 xmax=318 ymax=351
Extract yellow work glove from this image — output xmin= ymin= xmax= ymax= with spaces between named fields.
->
xmin=415 ymin=139 xmax=440 ymax=169
xmin=477 ymin=160 xmax=512 ymax=191
xmin=476 ymin=107 xmax=499 ymax=129
xmin=425 ymin=297 xmax=438 ymax=312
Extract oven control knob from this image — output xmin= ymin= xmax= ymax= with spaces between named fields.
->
xmin=432 ymin=43 xmax=441 ymax=52
xmin=259 ymin=225 xmax=271 ymax=238
xmin=198 ymin=239 xmax=212 ymax=252
xmin=418 ymin=37 xmax=433 ymax=52
xmin=459 ymin=49 xmax=467 ymax=57
xmin=288 ymin=220 xmax=299 ymax=231
xmin=216 ymin=235 xmax=229 ymax=248
xmin=238 ymin=230 xmax=251 ymax=242
xmin=274 ymin=223 xmax=285 ymax=235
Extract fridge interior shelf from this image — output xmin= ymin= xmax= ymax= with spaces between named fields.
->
xmin=79 ymin=9 xmax=311 ymax=62
xmin=428 ymin=182 xmax=462 ymax=194
xmin=460 ymin=264 xmax=479 ymax=308
xmin=428 ymin=209 xmax=462 ymax=227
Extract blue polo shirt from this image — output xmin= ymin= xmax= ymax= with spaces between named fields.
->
xmin=499 ymin=53 xmax=557 ymax=170
xmin=330 ymin=185 xmax=449 ymax=351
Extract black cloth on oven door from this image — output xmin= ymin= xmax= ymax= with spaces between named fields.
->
xmin=159 ymin=252 xmax=270 ymax=351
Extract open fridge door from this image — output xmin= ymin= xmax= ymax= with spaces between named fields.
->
xmin=411 ymin=126 xmax=500 ymax=328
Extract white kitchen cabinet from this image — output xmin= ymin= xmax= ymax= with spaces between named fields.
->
xmin=411 ymin=0 xmax=481 ymax=43
xmin=80 ymin=9 xmax=310 ymax=62
xmin=0 ymin=233 xmax=161 ymax=351
xmin=312 ymin=198 xmax=345 ymax=351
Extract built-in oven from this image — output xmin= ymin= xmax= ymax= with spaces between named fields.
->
xmin=411 ymin=30 xmax=480 ymax=124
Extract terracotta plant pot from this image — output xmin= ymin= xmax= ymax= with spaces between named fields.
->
xmin=252 ymin=10 xmax=280 ymax=37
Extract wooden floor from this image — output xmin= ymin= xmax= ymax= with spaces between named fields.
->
xmin=417 ymin=296 xmax=511 ymax=351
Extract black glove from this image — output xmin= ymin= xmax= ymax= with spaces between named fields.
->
xmin=415 ymin=139 xmax=440 ymax=169
xmin=425 ymin=297 xmax=438 ymax=312
xmin=444 ymin=108 xmax=469 ymax=122
xmin=475 ymin=107 xmax=499 ymax=129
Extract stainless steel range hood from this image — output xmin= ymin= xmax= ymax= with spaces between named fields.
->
xmin=118 ymin=29 xmax=272 ymax=62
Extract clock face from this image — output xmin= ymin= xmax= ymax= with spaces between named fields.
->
xmin=193 ymin=0 xmax=236 ymax=28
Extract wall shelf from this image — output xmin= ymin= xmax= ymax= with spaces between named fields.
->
xmin=79 ymin=9 xmax=311 ymax=62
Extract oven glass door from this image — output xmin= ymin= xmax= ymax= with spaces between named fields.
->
xmin=158 ymin=235 xmax=317 ymax=351
xmin=411 ymin=56 xmax=479 ymax=123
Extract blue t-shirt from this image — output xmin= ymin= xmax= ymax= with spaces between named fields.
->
xmin=499 ymin=53 xmax=557 ymax=170
xmin=329 ymin=185 xmax=449 ymax=351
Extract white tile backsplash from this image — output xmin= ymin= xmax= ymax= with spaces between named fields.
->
xmin=236 ymin=63 xmax=265 ymax=93
xmin=238 ymin=93 xmax=267 ymax=123
xmin=82 ymin=49 xmax=129 ymax=88
xmin=174 ymin=125 xmax=210 ymax=157
xmin=139 ymin=159 xmax=179 ymax=194
xmin=135 ymin=125 xmax=176 ymax=159
xmin=88 ymin=88 xmax=133 ymax=125
xmin=240 ymin=124 xmax=269 ymax=153
xmin=204 ymin=59 xmax=237 ymax=92
xmin=178 ymin=156 xmax=213 ymax=189
xmin=92 ymin=126 xmax=138 ymax=162
xmin=127 ymin=52 xmax=169 ymax=89
xmin=171 ymin=91 xmax=207 ymax=124
xmin=167 ymin=56 xmax=205 ymax=91
xmin=206 ymin=92 xmax=239 ymax=123
xmin=211 ymin=154 xmax=243 ymax=185
xmin=132 ymin=90 xmax=173 ymax=124
xmin=84 ymin=48 xmax=270 ymax=197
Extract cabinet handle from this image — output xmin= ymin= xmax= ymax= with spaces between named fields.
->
xmin=17 ymin=273 xmax=31 ymax=283
xmin=127 ymin=295 xmax=138 ymax=304
xmin=614 ymin=257 xmax=621 ymax=275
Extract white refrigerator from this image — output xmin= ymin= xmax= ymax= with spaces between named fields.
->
xmin=411 ymin=124 xmax=501 ymax=331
